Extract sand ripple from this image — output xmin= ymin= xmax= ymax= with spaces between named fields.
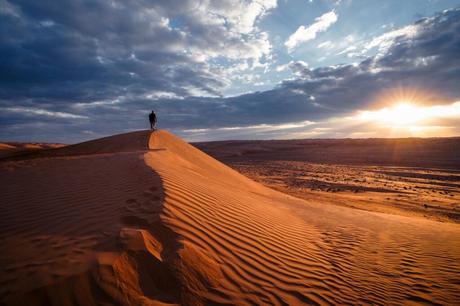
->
xmin=147 ymin=130 xmax=460 ymax=305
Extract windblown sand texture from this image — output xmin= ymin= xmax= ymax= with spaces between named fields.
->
xmin=1 ymin=130 xmax=460 ymax=305
xmin=195 ymin=138 xmax=460 ymax=223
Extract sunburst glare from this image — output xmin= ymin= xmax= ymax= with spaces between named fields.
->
xmin=355 ymin=101 xmax=460 ymax=136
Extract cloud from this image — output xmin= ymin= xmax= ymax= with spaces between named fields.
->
xmin=181 ymin=120 xmax=315 ymax=141
xmin=184 ymin=100 xmax=460 ymax=141
xmin=275 ymin=63 xmax=290 ymax=72
xmin=336 ymin=45 xmax=357 ymax=55
xmin=3 ymin=107 xmax=88 ymax=119
xmin=287 ymin=61 xmax=310 ymax=76
xmin=163 ymin=7 xmax=460 ymax=137
xmin=365 ymin=24 xmax=419 ymax=56
xmin=276 ymin=60 xmax=309 ymax=74
xmin=317 ymin=40 xmax=334 ymax=49
xmin=224 ymin=0 xmax=277 ymax=34
xmin=0 ymin=0 xmax=276 ymax=101
xmin=0 ymin=0 xmax=280 ymax=141
xmin=1 ymin=3 xmax=460 ymax=142
xmin=285 ymin=10 xmax=338 ymax=52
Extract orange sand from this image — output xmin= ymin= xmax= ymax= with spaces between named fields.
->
xmin=1 ymin=130 xmax=459 ymax=305
xmin=0 ymin=142 xmax=66 ymax=159
xmin=0 ymin=143 xmax=16 ymax=150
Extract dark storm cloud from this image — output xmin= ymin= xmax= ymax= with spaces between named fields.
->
xmin=0 ymin=0 xmax=231 ymax=104
xmin=0 ymin=2 xmax=459 ymax=142
xmin=1 ymin=0 xmax=273 ymax=142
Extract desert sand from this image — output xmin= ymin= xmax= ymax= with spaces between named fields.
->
xmin=196 ymin=138 xmax=460 ymax=223
xmin=0 ymin=142 xmax=65 ymax=159
xmin=1 ymin=130 xmax=460 ymax=305
xmin=194 ymin=137 xmax=460 ymax=169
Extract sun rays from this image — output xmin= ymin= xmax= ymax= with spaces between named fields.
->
xmin=355 ymin=100 xmax=460 ymax=136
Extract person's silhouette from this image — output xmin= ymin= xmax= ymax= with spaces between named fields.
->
xmin=149 ymin=111 xmax=157 ymax=130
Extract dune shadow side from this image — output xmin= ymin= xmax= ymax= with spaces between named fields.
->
xmin=1 ymin=130 xmax=183 ymax=305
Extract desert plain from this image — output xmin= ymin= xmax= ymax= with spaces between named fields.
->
xmin=1 ymin=131 xmax=459 ymax=305
xmin=195 ymin=137 xmax=460 ymax=223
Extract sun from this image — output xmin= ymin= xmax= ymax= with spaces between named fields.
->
xmin=358 ymin=101 xmax=427 ymax=128
xmin=380 ymin=102 xmax=423 ymax=127
xmin=350 ymin=86 xmax=460 ymax=137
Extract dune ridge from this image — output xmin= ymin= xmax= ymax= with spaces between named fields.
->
xmin=1 ymin=130 xmax=459 ymax=305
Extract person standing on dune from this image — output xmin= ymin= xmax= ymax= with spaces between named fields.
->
xmin=149 ymin=110 xmax=157 ymax=130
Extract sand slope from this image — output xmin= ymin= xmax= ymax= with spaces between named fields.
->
xmin=0 ymin=131 xmax=179 ymax=305
xmin=1 ymin=130 xmax=460 ymax=305
xmin=147 ymin=130 xmax=460 ymax=305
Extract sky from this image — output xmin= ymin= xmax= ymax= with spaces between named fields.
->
xmin=1 ymin=0 xmax=460 ymax=143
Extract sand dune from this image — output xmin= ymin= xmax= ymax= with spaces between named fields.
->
xmin=0 ymin=143 xmax=16 ymax=150
xmin=148 ymin=131 xmax=460 ymax=305
xmin=0 ymin=131 xmax=178 ymax=305
xmin=0 ymin=142 xmax=65 ymax=159
xmin=196 ymin=139 xmax=460 ymax=222
xmin=1 ymin=130 xmax=460 ymax=305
